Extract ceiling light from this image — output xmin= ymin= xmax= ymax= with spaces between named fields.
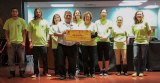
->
xmin=119 ymin=2 xmax=142 ymax=6
xmin=144 ymin=5 xmax=159 ymax=9
xmin=122 ymin=0 xmax=148 ymax=3
xmin=50 ymin=4 xmax=74 ymax=7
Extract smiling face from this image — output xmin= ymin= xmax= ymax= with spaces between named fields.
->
xmin=116 ymin=16 xmax=123 ymax=27
xmin=53 ymin=14 xmax=61 ymax=25
xmin=135 ymin=11 xmax=144 ymax=21
xmin=100 ymin=9 xmax=107 ymax=19
xmin=11 ymin=9 xmax=18 ymax=17
xmin=74 ymin=10 xmax=81 ymax=20
xmin=84 ymin=13 xmax=91 ymax=22
xmin=64 ymin=11 xmax=72 ymax=24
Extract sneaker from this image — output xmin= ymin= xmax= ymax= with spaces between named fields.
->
xmin=46 ymin=73 xmax=52 ymax=77
xmin=132 ymin=73 xmax=137 ymax=77
xmin=91 ymin=74 xmax=96 ymax=78
xmin=84 ymin=74 xmax=90 ymax=77
xmin=19 ymin=71 xmax=26 ymax=78
xmin=76 ymin=70 xmax=80 ymax=76
xmin=69 ymin=75 xmax=75 ymax=79
xmin=59 ymin=75 xmax=66 ymax=80
xmin=116 ymin=72 xmax=121 ymax=76
xmin=43 ymin=72 xmax=52 ymax=77
xmin=99 ymin=70 xmax=103 ymax=76
xmin=124 ymin=73 xmax=129 ymax=76
xmin=139 ymin=73 xmax=144 ymax=77
xmin=103 ymin=70 xmax=108 ymax=76
xmin=31 ymin=74 xmax=37 ymax=78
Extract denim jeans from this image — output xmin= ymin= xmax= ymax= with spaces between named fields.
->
xmin=8 ymin=43 xmax=25 ymax=71
xmin=133 ymin=43 xmax=149 ymax=73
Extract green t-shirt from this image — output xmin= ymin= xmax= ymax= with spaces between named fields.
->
xmin=95 ymin=19 xmax=112 ymax=42
xmin=132 ymin=21 xmax=151 ymax=44
xmin=112 ymin=26 xmax=128 ymax=49
xmin=28 ymin=19 xmax=49 ymax=46
xmin=3 ymin=17 xmax=27 ymax=44
xmin=77 ymin=19 xmax=84 ymax=27
xmin=49 ymin=24 xmax=58 ymax=49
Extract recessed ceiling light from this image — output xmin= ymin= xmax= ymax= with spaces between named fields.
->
xmin=50 ymin=4 xmax=74 ymax=7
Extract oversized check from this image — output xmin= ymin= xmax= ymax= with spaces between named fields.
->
xmin=65 ymin=30 xmax=91 ymax=42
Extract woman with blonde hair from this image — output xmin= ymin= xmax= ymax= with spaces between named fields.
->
xmin=79 ymin=11 xmax=97 ymax=78
xmin=49 ymin=14 xmax=61 ymax=76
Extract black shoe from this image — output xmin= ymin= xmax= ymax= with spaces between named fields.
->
xmin=90 ymin=74 xmax=96 ymax=78
xmin=8 ymin=71 xmax=15 ymax=79
xmin=103 ymin=70 xmax=109 ymax=76
xmin=20 ymin=71 xmax=26 ymax=78
xmin=42 ymin=71 xmax=47 ymax=76
xmin=116 ymin=72 xmax=121 ymax=76
xmin=99 ymin=70 xmax=103 ymax=76
xmin=69 ymin=75 xmax=75 ymax=79
xmin=84 ymin=74 xmax=90 ymax=77
xmin=124 ymin=73 xmax=129 ymax=76
xmin=59 ymin=75 xmax=66 ymax=80
xmin=123 ymin=64 xmax=128 ymax=75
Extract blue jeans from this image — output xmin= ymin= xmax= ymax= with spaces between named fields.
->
xmin=133 ymin=43 xmax=149 ymax=73
xmin=8 ymin=43 xmax=25 ymax=71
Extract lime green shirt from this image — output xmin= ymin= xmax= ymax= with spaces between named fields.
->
xmin=112 ymin=26 xmax=128 ymax=49
xmin=28 ymin=19 xmax=49 ymax=46
xmin=79 ymin=22 xmax=97 ymax=46
xmin=77 ymin=19 xmax=84 ymax=27
xmin=3 ymin=17 xmax=27 ymax=44
xmin=95 ymin=19 xmax=112 ymax=42
xmin=132 ymin=21 xmax=151 ymax=44
xmin=49 ymin=24 xmax=58 ymax=49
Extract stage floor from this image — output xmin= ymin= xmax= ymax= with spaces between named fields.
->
xmin=0 ymin=66 xmax=160 ymax=83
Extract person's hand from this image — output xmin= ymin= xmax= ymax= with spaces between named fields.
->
xmin=7 ymin=42 xmax=11 ymax=48
xmin=62 ymin=31 xmax=66 ymax=35
xmin=76 ymin=42 xmax=81 ymax=45
xmin=58 ymin=31 xmax=66 ymax=37
xmin=45 ymin=43 xmax=49 ymax=47
xmin=29 ymin=43 xmax=33 ymax=49
xmin=126 ymin=40 xmax=129 ymax=45
xmin=100 ymin=37 xmax=107 ymax=41
xmin=21 ymin=42 xmax=25 ymax=48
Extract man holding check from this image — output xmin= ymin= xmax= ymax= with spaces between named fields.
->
xmin=54 ymin=10 xmax=78 ymax=80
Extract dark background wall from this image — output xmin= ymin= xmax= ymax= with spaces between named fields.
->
xmin=0 ymin=0 xmax=23 ymax=23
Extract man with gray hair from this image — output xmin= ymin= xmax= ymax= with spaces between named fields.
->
xmin=54 ymin=10 xmax=78 ymax=80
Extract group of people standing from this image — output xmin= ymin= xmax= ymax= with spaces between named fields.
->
xmin=2 ymin=7 xmax=151 ymax=80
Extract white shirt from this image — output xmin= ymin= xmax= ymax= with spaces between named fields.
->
xmin=95 ymin=20 xmax=112 ymax=38
xmin=54 ymin=21 xmax=78 ymax=46
xmin=78 ymin=22 xmax=97 ymax=46
xmin=112 ymin=25 xmax=128 ymax=42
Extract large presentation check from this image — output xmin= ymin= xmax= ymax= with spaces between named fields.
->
xmin=65 ymin=30 xmax=91 ymax=42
